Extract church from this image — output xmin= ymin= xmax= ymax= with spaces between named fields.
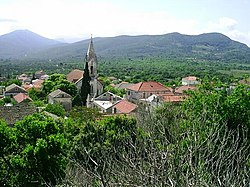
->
xmin=66 ymin=37 xmax=103 ymax=100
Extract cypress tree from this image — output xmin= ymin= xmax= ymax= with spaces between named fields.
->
xmin=80 ymin=60 xmax=91 ymax=106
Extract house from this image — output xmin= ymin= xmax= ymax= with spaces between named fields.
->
xmin=140 ymin=93 xmax=185 ymax=108
xmin=92 ymin=91 xmax=123 ymax=113
xmin=0 ymin=86 xmax=5 ymax=98
xmin=239 ymin=77 xmax=250 ymax=85
xmin=35 ymin=70 xmax=46 ymax=79
xmin=67 ymin=69 xmax=83 ymax=84
xmin=13 ymin=93 xmax=33 ymax=104
xmin=111 ymin=100 xmax=137 ymax=114
xmin=48 ymin=89 xmax=72 ymax=111
xmin=182 ymin=76 xmax=199 ymax=86
xmin=114 ymin=82 xmax=135 ymax=90
xmin=174 ymin=85 xmax=197 ymax=95
xmin=126 ymin=81 xmax=172 ymax=102
xmin=0 ymin=76 xmax=6 ymax=82
xmin=4 ymin=83 xmax=27 ymax=97
xmin=16 ymin=74 xmax=31 ymax=84
xmin=22 ymin=79 xmax=44 ymax=91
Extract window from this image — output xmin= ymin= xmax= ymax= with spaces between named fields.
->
xmin=114 ymin=107 xmax=117 ymax=114
xmin=90 ymin=66 xmax=94 ymax=74
xmin=91 ymin=85 xmax=93 ymax=94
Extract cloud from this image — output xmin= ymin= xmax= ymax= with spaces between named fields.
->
xmin=218 ymin=17 xmax=237 ymax=30
xmin=203 ymin=17 xmax=250 ymax=46
xmin=207 ymin=17 xmax=238 ymax=32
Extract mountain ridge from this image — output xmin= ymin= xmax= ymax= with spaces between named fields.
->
xmin=0 ymin=30 xmax=65 ymax=58
xmin=0 ymin=30 xmax=250 ymax=63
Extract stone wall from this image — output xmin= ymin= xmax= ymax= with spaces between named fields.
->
xmin=0 ymin=104 xmax=37 ymax=125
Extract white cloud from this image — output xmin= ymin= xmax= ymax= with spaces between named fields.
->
xmin=206 ymin=17 xmax=238 ymax=32
xmin=204 ymin=17 xmax=250 ymax=46
xmin=0 ymin=0 xmax=199 ymax=40
xmin=0 ymin=1 xmax=249 ymax=46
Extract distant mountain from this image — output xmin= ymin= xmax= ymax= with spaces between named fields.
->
xmin=0 ymin=30 xmax=65 ymax=58
xmin=1 ymin=30 xmax=250 ymax=63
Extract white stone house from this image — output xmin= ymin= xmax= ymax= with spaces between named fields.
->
xmin=126 ymin=81 xmax=172 ymax=102
xmin=182 ymin=76 xmax=199 ymax=86
xmin=92 ymin=91 xmax=123 ymax=113
xmin=48 ymin=89 xmax=72 ymax=111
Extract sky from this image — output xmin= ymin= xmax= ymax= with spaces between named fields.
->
xmin=0 ymin=0 xmax=250 ymax=46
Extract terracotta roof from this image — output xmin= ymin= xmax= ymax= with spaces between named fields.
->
xmin=127 ymin=81 xmax=171 ymax=92
xmin=182 ymin=76 xmax=197 ymax=81
xmin=22 ymin=79 xmax=44 ymax=91
xmin=22 ymin=84 xmax=33 ymax=91
xmin=161 ymin=95 xmax=185 ymax=102
xmin=13 ymin=93 xmax=32 ymax=103
xmin=239 ymin=78 xmax=250 ymax=85
xmin=113 ymin=100 xmax=137 ymax=114
xmin=33 ymin=79 xmax=44 ymax=87
xmin=175 ymin=85 xmax=196 ymax=94
xmin=67 ymin=69 xmax=84 ymax=83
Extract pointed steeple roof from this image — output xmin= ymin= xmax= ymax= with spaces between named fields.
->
xmin=86 ymin=35 xmax=97 ymax=62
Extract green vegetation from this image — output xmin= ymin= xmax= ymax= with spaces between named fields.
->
xmin=44 ymin=103 xmax=66 ymax=117
xmin=41 ymin=74 xmax=77 ymax=97
xmin=0 ymin=114 xmax=68 ymax=186
xmin=0 ymin=82 xmax=249 ymax=186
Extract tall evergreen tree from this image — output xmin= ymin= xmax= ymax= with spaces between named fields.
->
xmin=80 ymin=60 xmax=91 ymax=106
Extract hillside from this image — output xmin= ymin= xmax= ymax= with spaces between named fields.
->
xmin=1 ymin=30 xmax=250 ymax=63
xmin=28 ymin=32 xmax=250 ymax=63
xmin=0 ymin=30 xmax=65 ymax=58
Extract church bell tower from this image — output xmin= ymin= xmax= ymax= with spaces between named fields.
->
xmin=85 ymin=36 xmax=99 ymax=98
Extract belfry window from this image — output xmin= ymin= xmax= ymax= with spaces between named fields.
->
xmin=90 ymin=66 xmax=93 ymax=74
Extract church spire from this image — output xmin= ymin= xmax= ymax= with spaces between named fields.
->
xmin=86 ymin=35 xmax=96 ymax=62
xmin=85 ymin=35 xmax=97 ymax=78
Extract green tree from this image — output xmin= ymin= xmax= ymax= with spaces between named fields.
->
xmin=183 ymin=81 xmax=250 ymax=132
xmin=69 ymin=116 xmax=140 ymax=186
xmin=80 ymin=61 xmax=91 ymax=106
xmin=45 ymin=103 xmax=66 ymax=117
xmin=69 ymin=106 xmax=101 ymax=123
xmin=0 ymin=120 xmax=15 ymax=186
xmin=0 ymin=113 xmax=69 ymax=186
xmin=41 ymin=74 xmax=77 ymax=97
xmin=28 ymin=87 xmax=45 ymax=101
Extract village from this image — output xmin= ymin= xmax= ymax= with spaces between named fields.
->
xmin=0 ymin=37 xmax=202 ymax=125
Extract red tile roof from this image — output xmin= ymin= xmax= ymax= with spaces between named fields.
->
xmin=127 ymin=81 xmax=172 ymax=92
xmin=239 ymin=78 xmax=250 ymax=85
xmin=13 ymin=93 xmax=32 ymax=103
xmin=22 ymin=79 xmax=44 ymax=91
xmin=161 ymin=95 xmax=185 ymax=102
xmin=67 ymin=69 xmax=84 ymax=83
xmin=113 ymin=100 xmax=137 ymax=114
xmin=182 ymin=76 xmax=197 ymax=81
xmin=33 ymin=79 xmax=44 ymax=88
xmin=175 ymin=85 xmax=196 ymax=94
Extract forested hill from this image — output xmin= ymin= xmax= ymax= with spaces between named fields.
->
xmin=23 ymin=32 xmax=250 ymax=63
xmin=1 ymin=30 xmax=250 ymax=63
xmin=0 ymin=30 xmax=64 ymax=58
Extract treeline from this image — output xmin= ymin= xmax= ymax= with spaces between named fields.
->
xmin=1 ymin=57 xmax=250 ymax=84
